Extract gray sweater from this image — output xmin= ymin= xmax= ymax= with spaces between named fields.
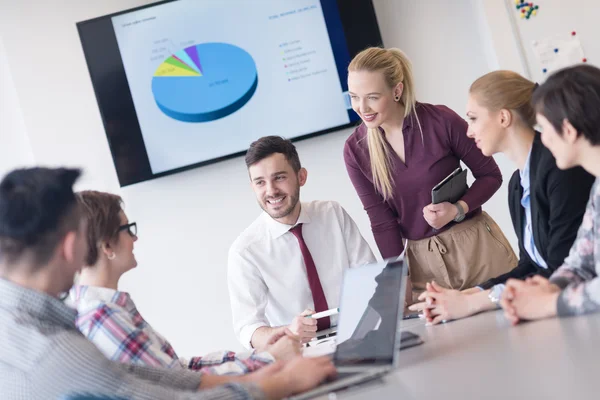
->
xmin=0 ymin=279 xmax=264 ymax=400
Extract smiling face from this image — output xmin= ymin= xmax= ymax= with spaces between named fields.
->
xmin=249 ymin=153 xmax=307 ymax=224
xmin=348 ymin=70 xmax=402 ymax=129
xmin=465 ymin=94 xmax=506 ymax=157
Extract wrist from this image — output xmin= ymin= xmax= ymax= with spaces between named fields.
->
xmin=258 ymin=373 xmax=291 ymax=400
xmin=199 ymin=375 xmax=239 ymax=389
xmin=453 ymin=201 xmax=466 ymax=222
xmin=469 ymin=290 xmax=494 ymax=313
xmin=544 ymin=292 xmax=560 ymax=318
xmin=458 ymin=200 xmax=469 ymax=213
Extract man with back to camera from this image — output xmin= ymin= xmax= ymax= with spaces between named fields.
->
xmin=228 ymin=136 xmax=376 ymax=350
xmin=0 ymin=166 xmax=336 ymax=400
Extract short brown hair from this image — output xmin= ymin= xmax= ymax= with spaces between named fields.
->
xmin=245 ymin=136 xmax=301 ymax=172
xmin=76 ymin=190 xmax=123 ymax=266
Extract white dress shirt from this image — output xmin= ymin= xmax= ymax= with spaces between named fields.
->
xmin=228 ymin=200 xmax=376 ymax=348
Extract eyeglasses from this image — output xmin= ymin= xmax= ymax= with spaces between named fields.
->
xmin=118 ymin=222 xmax=137 ymax=237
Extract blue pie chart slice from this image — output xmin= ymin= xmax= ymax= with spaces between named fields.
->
xmin=152 ymin=42 xmax=258 ymax=122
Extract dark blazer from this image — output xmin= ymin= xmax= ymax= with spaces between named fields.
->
xmin=480 ymin=133 xmax=595 ymax=289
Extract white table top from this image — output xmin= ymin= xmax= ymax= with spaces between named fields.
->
xmin=318 ymin=310 xmax=600 ymax=400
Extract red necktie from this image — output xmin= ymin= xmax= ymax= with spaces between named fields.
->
xmin=289 ymin=223 xmax=331 ymax=331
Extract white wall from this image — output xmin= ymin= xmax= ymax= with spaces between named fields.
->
xmin=0 ymin=0 xmax=517 ymax=356
xmin=473 ymin=0 xmax=530 ymax=77
xmin=0 ymin=36 xmax=34 ymax=177
xmin=507 ymin=0 xmax=600 ymax=83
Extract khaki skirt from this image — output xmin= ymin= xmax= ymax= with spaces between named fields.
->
xmin=406 ymin=211 xmax=517 ymax=302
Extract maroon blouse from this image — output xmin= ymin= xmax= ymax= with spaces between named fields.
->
xmin=343 ymin=103 xmax=502 ymax=259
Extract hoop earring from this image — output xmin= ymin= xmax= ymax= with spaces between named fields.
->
xmin=108 ymin=253 xmax=116 ymax=260
xmin=394 ymin=96 xmax=400 ymax=102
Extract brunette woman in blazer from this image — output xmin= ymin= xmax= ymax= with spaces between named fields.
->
xmin=410 ymin=70 xmax=594 ymax=324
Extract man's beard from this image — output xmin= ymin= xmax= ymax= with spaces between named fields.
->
xmin=261 ymin=186 xmax=300 ymax=220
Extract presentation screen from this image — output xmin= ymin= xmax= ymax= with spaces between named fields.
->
xmin=78 ymin=0 xmax=382 ymax=186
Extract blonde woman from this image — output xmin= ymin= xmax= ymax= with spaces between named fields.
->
xmin=343 ymin=47 xmax=517 ymax=302
xmin=411 ymin=70 xmax=593 ymax=324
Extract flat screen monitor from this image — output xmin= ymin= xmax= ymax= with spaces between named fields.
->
xmin=77 ymin=0 xmax=382 ymax=186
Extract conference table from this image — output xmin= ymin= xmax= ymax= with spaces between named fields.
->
xmin=318 ymin=310 xmax=600 ymax=399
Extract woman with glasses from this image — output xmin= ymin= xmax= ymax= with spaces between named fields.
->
xmin=68 ymin=190 xmax=300 ymax=375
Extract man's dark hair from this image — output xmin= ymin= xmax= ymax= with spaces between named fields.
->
xmin=533 ymin=64 xmax=600 ymax=145
xmin=245 ymin=136 xmax=302 ymax=172
xmin=0 ymin=167 xmax=82 ymax=268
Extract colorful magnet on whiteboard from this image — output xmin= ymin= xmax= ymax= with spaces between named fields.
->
xmin=572 ymin=31 xmax=577 ymax=36
xmin=543 ymin=68 xmax=547 ymax=73
xmin=583 ymin=58 xmax=588 ymax=63
xmin=554 ymin=48 xmax=559 ymax=53
xmin=526 ymin=7 xmax=534 ymax=18
xmin=516 ymin=1 xmax=537 ymax=19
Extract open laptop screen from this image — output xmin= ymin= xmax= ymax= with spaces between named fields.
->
xmin=333 ymin=259 xmax=406 ymax=366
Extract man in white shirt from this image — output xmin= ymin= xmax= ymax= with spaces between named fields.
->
xmin=228 ymin=136 xmax=376 ymax=350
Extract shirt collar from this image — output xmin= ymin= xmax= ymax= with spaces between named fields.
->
xmin=520 ymin=146 xmax=533 ymax=189
xmin=265 ymin=202 xmax=312 ymax=239
xmin=0 ymin=278 xmax=77 ymax=330
xmin=69 ymin=285 xmax=133 ymax=308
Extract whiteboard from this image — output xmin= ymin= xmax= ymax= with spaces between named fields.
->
xmin=509 ymin=0 xmax=598 ymax=83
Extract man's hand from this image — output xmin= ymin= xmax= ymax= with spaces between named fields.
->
xmin=423 ymin=202 xmax=458 ymax=230
xmin=288 ymin=309 xmax=318 ymax=343
xmin=500 ymin=276 xmax=561 ymax=325
xmin=199 ymin=374 xmax=243 ymax=389
xmin=257 ymin=356 xmax=337 ymax=399
xmin=262 ymin=328 xmax=302 ymax=361
xmin=238 ymin=361 xmax=285 ymax=384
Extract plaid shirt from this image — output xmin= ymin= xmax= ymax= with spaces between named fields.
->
xmin=0 ymin=278 xmax=264 ymax=400
xmin=68 ymin=285 xmax=273 ymax=374
xmin=551 ymin=179 xmax=600 ymax=316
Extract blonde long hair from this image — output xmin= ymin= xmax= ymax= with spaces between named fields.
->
xmin=348 ymin=47 xmax=420 ymax=200
xmin=469 ymin=70 xmax=537 ymax=128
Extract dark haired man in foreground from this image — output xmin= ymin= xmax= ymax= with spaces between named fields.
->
xmin=0 ymin=167 xmax=335 ymax=400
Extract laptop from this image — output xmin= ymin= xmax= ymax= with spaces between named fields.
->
xmin=291 ymin=257 xmax=409 ymax=399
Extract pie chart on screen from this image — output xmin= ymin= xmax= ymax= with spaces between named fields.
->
xmin=151 ymin=42 xmax=258 ymax=123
